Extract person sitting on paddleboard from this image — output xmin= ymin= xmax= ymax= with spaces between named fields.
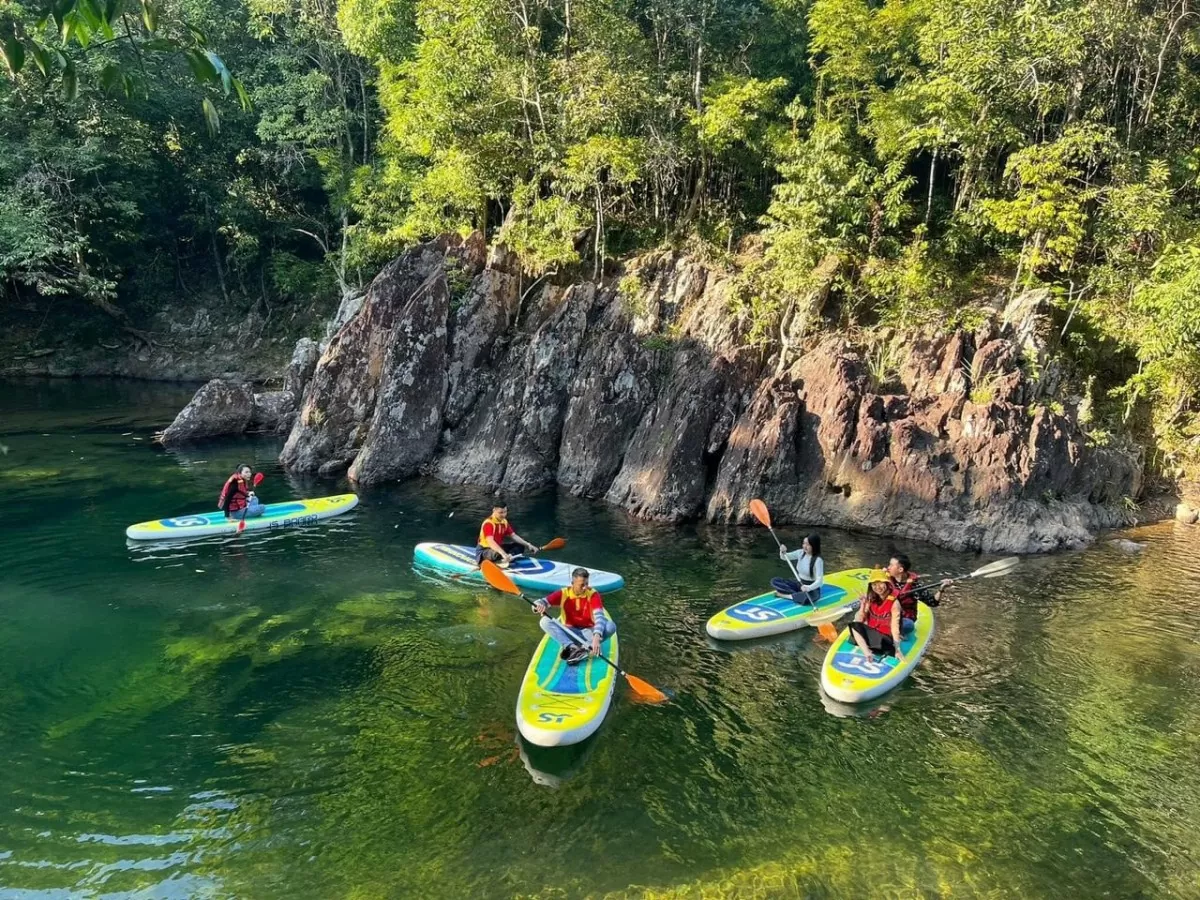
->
xmin=533 ymin=567 xmax=615 ymax=666
xmin=475 ymin=502 xmax=537 ymax=566
xmin=218 ymin=464 xmax=264 ymax=520
xmin=771 ymin=533 xmax=823 ymax=605
xmin=886 ymin=553 xmax=950 ymax=636
xmin=849 ymin=569 xmax=904 ymax=664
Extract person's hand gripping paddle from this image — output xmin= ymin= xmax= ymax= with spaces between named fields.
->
xmin=237 ymin=473 xmax=265 ymax=534
xmin=748 ymin=499 xmax=841 ymax=642
xmin=479 ymin=560 xmax=668 ymax=704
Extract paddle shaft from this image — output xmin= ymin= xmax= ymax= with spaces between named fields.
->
xmin=765 ymin=524 xmax=805 ymax=583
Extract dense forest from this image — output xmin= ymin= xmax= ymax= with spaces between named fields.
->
xmin=2 ymin=0 xmax=1200 ymax=476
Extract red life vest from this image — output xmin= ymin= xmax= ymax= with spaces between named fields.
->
xmin=477 ymin=515 xmax=513 ymax=548
xmin=865 ymin=593 xmax=896 ymax=637
xmin=890 ymin=573 xmax=921 ymax=620
xmin=219 ymin=474 xmax=250 ymax=514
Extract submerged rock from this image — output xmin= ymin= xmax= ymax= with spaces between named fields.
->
xmin=160 ymin=378 xmax=254 ymax=445
xmin=1109 ymin=539 xmax=1146 ymax=553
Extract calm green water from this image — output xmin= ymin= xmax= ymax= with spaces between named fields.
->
xmin=2 ymin=378 xmax=1199 ymax=899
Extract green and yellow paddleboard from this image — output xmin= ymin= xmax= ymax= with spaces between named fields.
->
xmin=516 ymin=613 xmax=618 ymax=748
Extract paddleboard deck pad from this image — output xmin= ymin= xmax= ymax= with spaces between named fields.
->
xmin=125 ymin=494 xmax=359 ymax=541
xmin=516 ymin=616 xmax=618 ymax=748
xmin=413 ymin=542 xmax=624 ymax=593
xmin=706 ymin=567 xmax=873 ymax=640
xmin=820 ymin=602 xmax=935 ymax=703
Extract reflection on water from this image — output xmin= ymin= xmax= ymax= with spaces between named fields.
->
xmin=1 ymin=378 xmax=1200 ymax=898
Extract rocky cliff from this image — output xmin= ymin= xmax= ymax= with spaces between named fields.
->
xmin=262 ymin=234 xmax=1143 ymax=553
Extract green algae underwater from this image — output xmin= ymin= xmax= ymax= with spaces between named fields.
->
xmin=2 ymin=378 xmax=1199 ymax=899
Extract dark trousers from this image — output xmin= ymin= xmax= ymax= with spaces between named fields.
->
xmin=849 ymin=621 xmax=896 ymax=656
xmin=771 ymin=577 xmax=821 ymax=605
xmin=476 ymin=539 xmax=523 ymax=564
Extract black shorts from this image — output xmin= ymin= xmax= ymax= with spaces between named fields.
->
xmin=849 ymin=621 xmax=896 ymax=656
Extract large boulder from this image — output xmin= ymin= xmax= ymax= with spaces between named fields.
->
xmin=557 ymin=331 xmax=656 ymax=498
xmin=604 ymin=345 xmax=734 ymax=521
xmin=250 ymin=390 xmax=297 ymax=433
xmin=435 ymin=283 xmax=598 ymax=491
xmin=705 ymin=336 xmax=1144 ymax=553
xmin=348 ymin=269 xmax=452 ymax=485
xmin=284 ymin=338 xmax=321 ymax=400
xmin=160 ymin=379 xmax=254 ymax=445
xmin=280 ymin=236 xmax=462 ymax=474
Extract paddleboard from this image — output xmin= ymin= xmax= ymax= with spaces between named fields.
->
xmin=125 ymin=494 xmax=359 ymax=541
xmin=412 ymin=542 xmax=624 ymax=593
xmin=516 ymin=615 xmax=618 ymax=747
xmin=705 ymin=567 xmax=873 ymax=640
xmin=820 ymin=602 xmax=935 ymax=703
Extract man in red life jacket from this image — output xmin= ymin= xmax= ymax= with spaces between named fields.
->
xmin=218 ymin=464 xmax=264 ymax=520
xmin=475 ymin=502 xmax=537 ymax=566
xmin=533 ymin=567 xmax=615 ymax=665
xmin=849 ymin=569 xmax=904 ymax=663
xmin=886 ymin=553 xmax=950 ymax=636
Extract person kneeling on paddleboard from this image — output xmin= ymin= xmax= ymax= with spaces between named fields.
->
xmin=849 ymin=569 xmax=904 ymax=664
xmin=533 ymin=568 xmax=615 ymax=666
xmin=218 ymin=464 xmax=264 ymax=520
xmin=887 ymin=553 xmax=950 ymax=636
xmin=475 ymin=502 xmax=537 ymax=567
xmin=771 ymin=533 xmax=823 ymax=605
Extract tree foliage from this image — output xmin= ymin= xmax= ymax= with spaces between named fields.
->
xmin=3 ymin=0 xmax=1200 ymax=473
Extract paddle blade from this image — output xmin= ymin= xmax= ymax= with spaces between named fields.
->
xmin=480 ymin=559 xmax=521 ymax=596
xmin=237 ymin=517 xmax=246 ymax=534
xmin=253 ymin=472 xmax=264 ymax=486
xmin=748 ymin=498 xmax=772 ymax=528
xmin=816 ymin=622 xmax=839 ymax=642
xmin=623 ymin=673 xmax=669 ymax=704
xmin=970 ymin=556 xmax=1019 ymax=579
xmin=540 ymin=537 xmax=566 ymax=552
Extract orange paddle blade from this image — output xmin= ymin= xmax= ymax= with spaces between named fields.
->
xmin=480 ymin=559 xmax=521 ymax=595
xmin=623 ymin=673 xmax=669 ymax=704
xmin=237 ymin=518 xmax=247 ymax=534
xmin=816 ymin=622 xmax=839 ymax=642
xmin=540 ymin=537 xmax=566 ymax=552
xmin=748 ymin=498 xmax=772 ymax=528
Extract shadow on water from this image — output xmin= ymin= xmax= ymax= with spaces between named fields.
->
xmin=2 ymin=380 xmax=1200 ymax=897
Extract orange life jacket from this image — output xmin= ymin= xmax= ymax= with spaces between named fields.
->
xmin=477 ymin=515 xmax=512 ymax=547
xmin=865 ymin=593 xmax=896 ymax=637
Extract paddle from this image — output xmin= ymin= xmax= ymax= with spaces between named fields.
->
xmin=748 ymin=499 xmax=804 ymax=584
xmin=452 ymin=537 xmax=567 ymax=580
xmin=940 ymin=556 xmax=1020 ymax=583
xmin=236 ymin=472 xmax=265 ymax=534
xmin=748 ymin=499 xmax=839 ymax=639
xmin=479 ymin=560 xmax=668 ymax=704
xmin=816 ymin=557 xmax=1022 ymax=644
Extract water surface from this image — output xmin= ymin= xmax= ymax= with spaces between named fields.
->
xmin=1 ymin=378 xmax=1198 ymax=898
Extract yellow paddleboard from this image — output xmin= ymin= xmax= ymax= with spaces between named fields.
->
xmin=516 ymin=613 xmax=618 ymax=748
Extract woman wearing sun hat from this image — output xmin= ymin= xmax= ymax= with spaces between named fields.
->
xmin=848 ymin=569 xmax=905 ymax=664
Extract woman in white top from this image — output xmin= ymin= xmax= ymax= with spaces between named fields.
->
xmin=771 ymin=534 xmax=824 ymax=606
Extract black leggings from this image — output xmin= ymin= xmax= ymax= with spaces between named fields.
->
xmin=849 ymin=621 xmax=896 ymax=656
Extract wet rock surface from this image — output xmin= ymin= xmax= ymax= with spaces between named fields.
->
xmin=162 ymin=237 xmax=1148 ymax=553
xmin=160 ymin=379 xmax=255 ymax=445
